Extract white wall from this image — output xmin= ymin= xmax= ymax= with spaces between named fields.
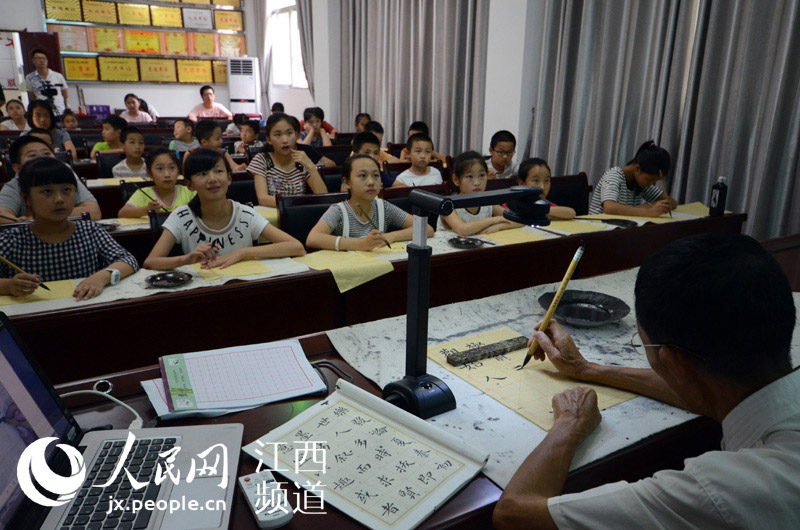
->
xmin=267 ymin=85 xmax=315 ymax=117
xmin=481 ymin=0 xmax=529 ymax=154
xmin=74 ymin=84 xmax=231 ymax=117
xmin=0 ymin=0 xmax=45 ymax=32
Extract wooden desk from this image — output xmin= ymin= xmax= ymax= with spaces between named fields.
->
xmin=12 ymin=214 xmax=746 ymax=384
xmin=54 ymin=333 xmax=722 ymax=529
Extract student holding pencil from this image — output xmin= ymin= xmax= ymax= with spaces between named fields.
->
xmin=588 ymin=140 xmax=676 ymax=217
xmin=143 ymin=149 xmax=305 ymax=271
xmin=306 ymin=154 xmax=431 ymax=251
xmin=0 ymin=157 xmax=138 ymax=300
xmin=118 ymin=148 xmax=195 ymax=218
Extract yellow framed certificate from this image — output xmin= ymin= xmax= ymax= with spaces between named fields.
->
xmin=88 ymin=27 xmax=124 ymax=53
xmin=218 ymin=34 xmax=245 ymax=57
xmin=81 ymin=0 xmax=117 ymax=23
xmin=189 ymin=32 xmax=217 ymax=56
xmin=181 ymin=0 xmax=210 ymax=4
xmin=177 ymin=60 xmax=212 ymax=83
xmin=45 ymin=0 xmax=82 ymax=21
xmin=159 ymin=32 xmax=189 ymax=56
xmin=124 ymin=30 xmax=161 ymax=55
xmin=212 ymin=60 xmax=227 ymax=84
xmin=117 ymin=4 xmax=150 ymax=26
xmin=214 ymin=10 xmax=243 ymax=31
xmin=150 ymin=6 xmax=183 ymax=27
xmin=98 ymin=56 xmax=139 ymax=82
xmin=63 ymin=57 xmax=99 ymax=81
xmin=215 ymin=0 xmax=241 ymax=6
xmin=139 ymin=58 xmax=177 ymax=82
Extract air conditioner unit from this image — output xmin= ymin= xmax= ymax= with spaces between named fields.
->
xmin=227 ymin=57 xmax=262 ymax=115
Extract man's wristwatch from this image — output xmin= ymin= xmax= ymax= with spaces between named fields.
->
xmin=103 ymin=268 xmax=120 ymax=286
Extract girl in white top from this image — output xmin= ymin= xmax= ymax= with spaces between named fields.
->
xmin=0 ymin=100 xmax=30 ymax=132
xmin=438 ymin=151 xmax=520 ymax=235
xmin=143 ymin=148 xmax=304 ymax=270
xmin=119 ymin=93 xmax=153 ymax=124
xmin=307 ymin=154 xmax=431 ymax=251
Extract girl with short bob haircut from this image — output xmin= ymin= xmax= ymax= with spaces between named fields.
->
xmin=0 ymin=157 xmax=138 ymax=300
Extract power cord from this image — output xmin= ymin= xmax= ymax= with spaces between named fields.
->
xmin=59 ymin=390 xmax=143 ymax=430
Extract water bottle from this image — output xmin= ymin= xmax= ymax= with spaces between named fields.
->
xmin=709 ymin=176 xmax=727 ymax=217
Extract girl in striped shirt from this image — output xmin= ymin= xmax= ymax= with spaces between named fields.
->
xmin=589 ymin=140 xmax=676 ymax=216
xmin=246 ymin=113 xmax=327 ymax=207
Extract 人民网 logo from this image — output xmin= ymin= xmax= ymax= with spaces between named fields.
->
xmin=17 ymin=437 xmax=86 ymax=507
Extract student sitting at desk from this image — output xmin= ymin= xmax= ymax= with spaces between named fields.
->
xmin=588 ymin=140 xmax=677 ymax=217
xmin=89 ymin=115 xmax=127 ymax=160
xmin=26 ymin=100 xmax=77 ymax=160
xmin=246 ymin=112 xmax=328 ymax=208
xmin=0 ymin=157 xmax=138 ymax=300
xmin=493 ymin=233 xmax=800 ymax=529
xmin=111 ymin=126 xmax=147 ymax=179
xmin=391 ymin=133 xmax=443 ymax=187
xmin=118 ymin=147 xmax=195 ymax=218
xmin=193 ymin=119 xmax=247 ymax=172
xmin=306 ymin=154 xmax=429 ymax=251
xmin=0 ymin=136 xmax=100 ymax=223
xmin=143 ymin=148 xmax=304 ymax=270
xmin=169 ymin=118 xmax=199 ymax=153
xmin=438 ymin=151 xmax=520 ymax=235
xmin=517 ymin=158 xmax=576 ymax=220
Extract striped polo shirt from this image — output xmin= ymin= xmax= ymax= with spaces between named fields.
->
xmin=589 ymin=167 xmax=663 ymax=214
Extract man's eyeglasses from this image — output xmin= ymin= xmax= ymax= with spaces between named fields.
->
xmin=492 ymin=149 xmax=515 ymax=158
xmin=629 ymin=331 xmax=708 ymax=362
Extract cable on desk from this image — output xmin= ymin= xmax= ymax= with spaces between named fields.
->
xmin=60 ymin=390 xmax=143 ymax=429
xmin=311 ymin=360 xmax=354 ymax=395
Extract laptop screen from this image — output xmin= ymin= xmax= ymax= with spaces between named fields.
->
xmin=0 ymin=321 xmax=75 ymax=529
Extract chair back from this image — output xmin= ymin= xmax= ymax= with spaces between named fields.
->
xmin=335 ymin=132 xmax=357 ymax=145
xmin=120 ymin=181 xmax=156 ymax=203
xmin=379 ymin=183 xmax=446 ymax=229
xmin=77 ymin=116 xmax=98 ymax=129
xmin=277 ymin=192 xmax=349 ymax=243
xmin=227 ymin=179 xmax=258 ymax=206
xmin=147 ymin=209 xmax=182 ymax=255
xmin=54 ymin=151 xmax=74 ymax=169
xmin=547 ymin=172 xmax=592 ymax=215
xmin=387 ymin=142 xmax=406 ymax=158
xmin=96 ymin=152 xmax=126 ymax=178
xmin=319 ymin=166 xmax=343 ymax=193
xmin=382 ymin=160 xmax=444 ymax=181
xmin=246 ymin=145 xmax=261 ymax=162
xmin=315 ymin=145 xmax=353 ymax=166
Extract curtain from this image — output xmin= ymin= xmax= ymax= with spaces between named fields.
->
xmin=296 ymin=0 xmax=315 ymax=98
xmin=527 ymin=0 xmax=800 ymax=239
xmin=252 ymin=0 xmax=271 ymax=116
xmin=337 ymin=0 xmax=489 ymax=155
xmin=527 ymin=0 xmax=686 ymax=184
xmin=671 ymin=0 xmax=800 ymax=239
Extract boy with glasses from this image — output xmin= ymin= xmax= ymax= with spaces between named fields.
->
xmin=488 ymin=130 xmax=517 ymax=179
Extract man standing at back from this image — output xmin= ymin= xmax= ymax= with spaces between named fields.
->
xmin=494 ymin=233 xmax=800 ymax=529
xmin=25 ymin=49 xmax=68 ymax=115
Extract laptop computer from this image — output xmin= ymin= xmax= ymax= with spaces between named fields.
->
xmin=0 ymin=313 xmax=243 ymax=530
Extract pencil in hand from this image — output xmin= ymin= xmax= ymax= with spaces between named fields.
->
xmin=357 ymin=204 xmax=391 ymax=248
xmin=0 ymin=255 xmax=50 ymax=291
xmin=520 ymin=244 xmax=584 ymax=368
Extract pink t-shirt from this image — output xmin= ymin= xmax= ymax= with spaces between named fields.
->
xmin=188 ymin=102 xmax=233 ymax=120
xmin=119 ymin=110 xmax=153 ymax=123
